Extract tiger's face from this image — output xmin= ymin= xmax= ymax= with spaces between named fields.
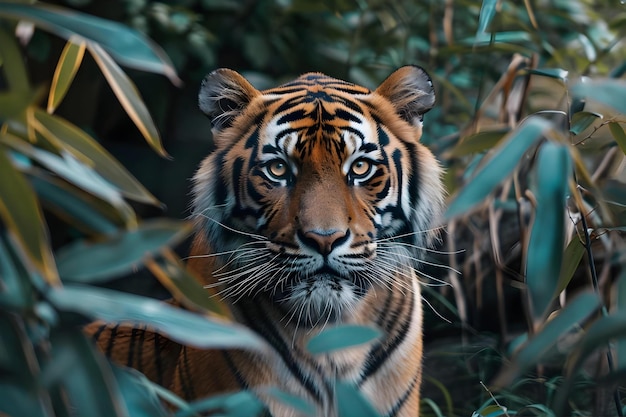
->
xmin=192 ymin=67 xmax=444 ymax=327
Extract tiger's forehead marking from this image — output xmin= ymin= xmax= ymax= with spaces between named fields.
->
xmin=259 ymin=77 xmax=378 ymax=160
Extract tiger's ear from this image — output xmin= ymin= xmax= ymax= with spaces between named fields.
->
xmin=375 ymin=65 xmax=435 ymax=126
xmin=199 ymin=69 xmax=260 ymax=131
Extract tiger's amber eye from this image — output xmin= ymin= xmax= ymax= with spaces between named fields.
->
xmin=268 ymin=160 xmax=288 ymax=178
xmin=351 ymin=159 xmax=371 ymax=177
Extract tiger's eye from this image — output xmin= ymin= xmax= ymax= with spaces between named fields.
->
xmin=351 ymin=159 xmax=371 ymax=177
xmin=268 ymin=160 xmax=288 ymax=178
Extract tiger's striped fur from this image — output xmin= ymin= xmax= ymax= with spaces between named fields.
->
xmin=88 ymin=66 xmax=445 ymax=417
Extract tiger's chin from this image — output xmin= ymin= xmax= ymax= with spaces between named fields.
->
xmin=271 ymin=272 xmax=369 ymax=328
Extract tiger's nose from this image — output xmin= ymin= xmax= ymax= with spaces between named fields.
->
xmin=298 ymin=229 xmax=349 ymax=256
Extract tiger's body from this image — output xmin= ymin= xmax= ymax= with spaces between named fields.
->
xmin=88 ymin=66 xmax=445 ymax=417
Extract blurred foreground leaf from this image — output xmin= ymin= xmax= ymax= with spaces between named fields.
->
xmin=48 ymin=285 xmax=266 ymax=350
xmin=145 ymin=250 xmax=232 ymax=318
xmin=0 ymin=144 xmax=58 ymax=285
xmin=56 ymin=219 xmax=191 ymax=282
xmin=33 ymin=108 xmax=160 ymax=206
xmin=306 ymin=325 xmax=381 ymax=355
xmin=336 ymin=382 xmax=381 ymax=417
xmin=0 ymin=1 xmax=180 ymax=84
xmin=572 ymin=79 xmax=626 ymax=115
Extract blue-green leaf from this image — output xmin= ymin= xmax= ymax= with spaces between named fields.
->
xmin=572 ymin=79 xmax=626 ymax=115
xmin=506 ymin=292 xmax=600 ymax=381
xmin=476 ymin=0 xmax=498 ymax=35
xmin=446 ymin=117 xmax=552 ymax=219
xmin=306 ymin=325 xmax=381 ymax=355
xmin=336 ymin=382 xmax=381 ymax=417
xmin=0 ymin=2 xmax=180 ymax=84
xmin=56 ymin=219 xmax=191 ymax=283
xmin=569 ymin=111 xmax=602 ymax=135
xmin=47 ymin=285 xmax=266 ymax=350
xmin=0 ymin=143 xmax=59 ymax=285
xmin=525 ymin=142 xmax=572 ymax=320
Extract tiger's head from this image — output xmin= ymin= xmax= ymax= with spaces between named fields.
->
xmin=192 ymin=66 xmax=444 ymax=327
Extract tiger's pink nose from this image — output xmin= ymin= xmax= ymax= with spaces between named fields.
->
xmin=299 ymin=229 xmax=349 ymax=255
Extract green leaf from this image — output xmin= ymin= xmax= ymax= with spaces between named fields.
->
xmin=0 ymin=1 xmax=180 ymax=84
xmin=30 ymin=173 xmax=123 ymax=235
xmin=609 ymin=122 xmax=626 ymax=155
xmin=33 ymin=108 xmax=160 ymax=206
xmin=176 ymin=391 xmax=265 ymax=417
xmin=0 ymin=27 xmax=29 ymax=91
xmin=0 ymin=143 xmax=59 ymax=285
xmin=448 ymin=128 xmax=510 ymax=157
xmin=2 ymin=133 xmax=135 ymax=222
xmin=262 ymin=388 xmax=316 ymax=417
xmin=86 ymin=42 xmax=169 ymax=158
xmin=569 ymin=111 xmax=602 ymax=135
xmin=496 ymin=291 xmax=600 ymax=386
xmin=526 ymin=142 xmax=572 ymax=320
xmin=110 ymin=365 xmax=170 ymax=417
xmin=528 ymin=68 xmax=569 ymax=80
xmin=47 ymin=285 xmax=266 ymax=350
xmin=335 ymin=382 xmax=381 ymax=417
xmin=48 ymin=37 xmax=86 ymax=113
xmin=145 ymin=252 xmax=232 ymax=318
xmin=0 ymin=312 xmax=52 ymax=417
xmin=306 ymin=325 xmax=381 ymax=355
xmin=571 ymin=79 xmax=626 ymax=115
xmin=476 ymin=0 xmax=498 ymax=35
xmin=445 ymin=117 xmax=552 ymax=219
xmin=555 ymin=238 xmax=585 ymax=294
xmin=0 ymin=230 xmax=36 ymax=310
xmin=43 ymin=329 xmax=125 ymax=417
xmin=56 ymin=219 xmax=191 ymax=282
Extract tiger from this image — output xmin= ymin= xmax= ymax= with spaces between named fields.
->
xmin=87 ymin=66 xmax=445 ymax=417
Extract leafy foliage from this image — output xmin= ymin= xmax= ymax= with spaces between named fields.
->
xmin=2 ymin=0 xmax=626 ymax=416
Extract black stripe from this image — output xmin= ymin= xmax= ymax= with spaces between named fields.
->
xmin=91 ymin=323 xmax=108 ymax=343
xmin=127 ymin=327 xmax=138 ymax=367
xmin=238 ymin=301 xmax=324 ymax=404
xmin=358 ymin=292 xmax=414 ymax=384
xmin=385 ymin=372 xmax=420 ymax=417
xmin=154 ymin=333 xmax=164 ymax=386
xmin=222 ymin=350 xmax=249 ymax=390
xmin=181 ymin=346 xmax=197 ymax=400
xmin=136 ymin=326 xmax=146 ymax=374
xmin=105 ymin=324 xmax=119 ymax=358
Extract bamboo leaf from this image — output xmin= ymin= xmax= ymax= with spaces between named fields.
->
xmin=494 ymin=291 xmax=600 ymax=387
xmin=477 ymin=0 xmax=498 ymax=35
xmin=525 ymin=142 xmax=572 ymax=320
xmin=144 ymin=251 xmax=232 ymax=318
xmin=555 ymin=238 xmax=585 ymax=294
xmin=0 ymin=1 xmax=180 ymax=84
xmin=43 ymin=329 xmax=126 ymax=417
xmin=335 ymin=382 xmax=381 ymax=417
xmin=47 ymin=285 xmax=266 ymax=350
xmin=0 ymin=143 xmax=59 ymax=285
xmin=306 ymin=325 xmax=381 ymax=355
xmin=86 ymin=42 xmax=169 ymax=158
xmin=446 ymin=117 xmax=552 ymax=219
xmin=0 ymin=28 xmax=29 ymax=91
xmin=33 ymin=109 xmax=160 ymax=205
xmin=569 ymin=111 xmax=602 ymax=135
xmin=56 ymin=219 xmax=191 ymax=283
xmin=609 ymin=122 xmax=626 ymax=155
xmin=449 ymin=128 xmax=509 ymax=157
xmin=572 ymin=79 xmax=626 ymax=115
xmin=48 ymin=37 xmax=86 ymax=113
